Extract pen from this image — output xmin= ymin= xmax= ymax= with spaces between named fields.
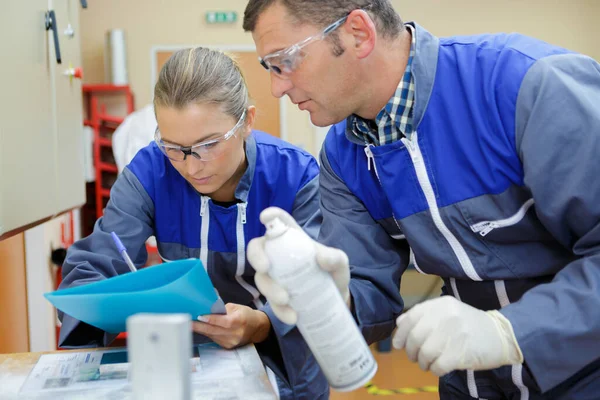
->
xmin=110 ymin=231 xmax=137 ymax=272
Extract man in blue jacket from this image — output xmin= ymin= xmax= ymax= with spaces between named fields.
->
xmin=244 ymin=0 xmax=600 ymax=398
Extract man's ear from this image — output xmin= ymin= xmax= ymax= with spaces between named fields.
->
xmin=343 ymin=9 xmax=377 ymax=59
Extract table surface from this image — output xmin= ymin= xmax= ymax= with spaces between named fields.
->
xmin=0 ymin=344 xmax=276 ymax=400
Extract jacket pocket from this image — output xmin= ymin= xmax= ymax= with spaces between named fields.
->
xmin=470 ymin=198 xmax=535 ymax=237
xmin=456 ymin=188 xmax=573 ymax=279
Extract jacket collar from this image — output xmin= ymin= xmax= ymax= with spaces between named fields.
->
xmin=233 ymin=132 xmax=256 ymax=202
xmin=344 ymin=22 xmax=440 ymax=144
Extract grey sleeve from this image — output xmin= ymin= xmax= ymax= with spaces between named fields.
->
xmin=501 ymin=53 xmax=600 ymax=392
xmin=291 ymin=174 xmax=322 ymax=240
xmin=319 ymin=145 xmax=408 ymax=344
xmin=58 ymin=167 xmax=155 ymax=348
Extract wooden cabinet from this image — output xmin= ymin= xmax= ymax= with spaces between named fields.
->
xmin=0 ymin=233 xmax=29 ymax=353
xmin=0 ymin=0 xmax=85 ymax=239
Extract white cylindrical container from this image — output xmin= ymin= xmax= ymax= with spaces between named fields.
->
xmin=263 ymin=217 xmax=377 ymax=392
xmin=104 ymin=29 xmax=128 ymax=85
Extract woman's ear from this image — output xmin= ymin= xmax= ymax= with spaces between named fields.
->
xmin=243 ymin=106 xmax=257 ymax=138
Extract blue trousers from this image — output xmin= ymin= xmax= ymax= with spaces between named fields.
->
xmin=439 ymin=360 xmax=600 ymax=400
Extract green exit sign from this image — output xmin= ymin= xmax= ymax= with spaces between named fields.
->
xmin=206 ymin=11 xmax=237 ymax=24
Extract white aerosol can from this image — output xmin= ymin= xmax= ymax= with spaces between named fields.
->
xmin=263 ymin=217 xmax=377 ymax=392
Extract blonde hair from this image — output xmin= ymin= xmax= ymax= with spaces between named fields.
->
xmin=154 ymin=47 xmax=249 ymax=120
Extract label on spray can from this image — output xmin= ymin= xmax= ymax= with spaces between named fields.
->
xmin=264 ymin=217 xmax=377 ymax=391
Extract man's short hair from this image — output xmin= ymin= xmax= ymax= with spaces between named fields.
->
xmin=243 ymin=0 xmax=403 ymax=40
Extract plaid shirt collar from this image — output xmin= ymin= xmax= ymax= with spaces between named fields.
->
xmin=351 ymin=24 xmax=416 ymax=146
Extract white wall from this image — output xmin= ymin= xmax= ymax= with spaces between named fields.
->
xmin=25 ymin=212 xmax=79 ymax=352
xmin=80 ymin=0 xmax=600 ymax=156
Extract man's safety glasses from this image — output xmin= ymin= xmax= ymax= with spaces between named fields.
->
xmin=258 ymin=15 xmax=349 ymax=79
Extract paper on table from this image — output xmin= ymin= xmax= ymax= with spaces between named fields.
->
xmin=17 ymin=344 xmax=275 ymax=400
xmin=44 ymin=258 xmax=226 ymax=333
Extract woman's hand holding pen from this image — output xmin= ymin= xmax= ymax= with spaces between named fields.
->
xmin=193 ymin=303 xmax=271 ymax=349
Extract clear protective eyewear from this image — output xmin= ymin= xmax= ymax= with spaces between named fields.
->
xmin=258 ymin=15 xmax=349 ymax=78
xmin=155 ymin=110 xmax=246 ymax=162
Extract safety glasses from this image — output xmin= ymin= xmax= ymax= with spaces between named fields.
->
xmin=258 ymin=15 xmax=349 ymax=79
xmin=154 ymin=110 xmax=246 ymax=162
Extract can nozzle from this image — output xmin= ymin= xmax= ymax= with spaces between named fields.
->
xmin=265 ymin=217 xmax=288 ymax=239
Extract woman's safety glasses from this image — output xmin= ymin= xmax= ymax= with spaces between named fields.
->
xmin=258 ymin=15 xmax=349 ymax=78
xmin=155 ymin=110 xmax=246 ymax=162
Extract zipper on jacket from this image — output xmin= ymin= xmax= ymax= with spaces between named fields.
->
xmin=239 ymin=202 xmax=247 ymax=224
xmin=401 ymin=133 xmax=482 ymax=281
xmin=470 ymin=198 xmax=535 ymax=237
xmin=200 ymin=195 xmax=209 ymax=217
xmin=199 ymin=195 xmax=210 ymax=270
xmin=235 ymin=202 xmax=263 ymax=309
xmin=364 ymin=144 xmax=380 ymax=180
xmin=363 ymin=144 xmax=405 ymax=248
xmin=365 ymin=145 xmax=373 ymax=170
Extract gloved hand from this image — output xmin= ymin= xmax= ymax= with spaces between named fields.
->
xmin=392 ymin=296 xmax=523 ymax=376
xmin=247 ymin=207 xmax=350 ymax=325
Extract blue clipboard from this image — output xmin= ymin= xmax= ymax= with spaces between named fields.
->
xmin=45 ymin=258 xmax=226 ymax=333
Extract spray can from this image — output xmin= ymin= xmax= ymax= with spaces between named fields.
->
xmin=263 ymin=217 xmax=377 ymax=392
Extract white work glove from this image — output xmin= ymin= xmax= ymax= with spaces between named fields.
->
xmin=393 ymin=296 xmax=523 ymax=376
xmin=247 ymin=207 xmax=350 ymax=325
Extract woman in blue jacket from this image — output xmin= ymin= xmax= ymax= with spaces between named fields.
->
xmin=59 ymin=47 xmax=327 ymax=399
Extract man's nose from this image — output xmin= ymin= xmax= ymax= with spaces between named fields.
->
xmin=270 ymin=73 xmax=294 ymax=98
